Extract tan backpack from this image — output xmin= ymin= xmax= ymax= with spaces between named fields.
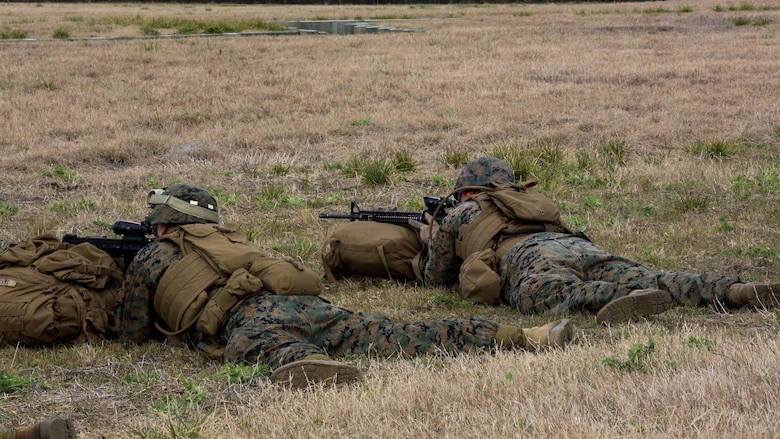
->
xmin=321 ymin=221 xmax=424 ymax=284
xmin=0 ymin=235 xmax=124 ymax=346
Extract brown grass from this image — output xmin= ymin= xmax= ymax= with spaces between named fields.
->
xmin=1 ymin=1 xmax=780 ymax=437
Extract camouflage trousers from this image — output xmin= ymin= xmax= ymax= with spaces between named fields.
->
xmin=220 ymin=294 xmax=500 ymax=367
xmin=499 ymin=232 xmax=740 ymax=315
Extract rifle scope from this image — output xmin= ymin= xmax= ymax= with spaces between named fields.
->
xmin=113 ymin=220 xmax=153 ymax=236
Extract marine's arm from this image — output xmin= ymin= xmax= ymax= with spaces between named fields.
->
xmin=422 ymin=201 xmax=482 ymax=286
xmin=115 ymin=242 xmax=180 ymax=344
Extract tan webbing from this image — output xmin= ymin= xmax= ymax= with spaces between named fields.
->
xmin=154 ymin=252 xmax=221 ymax=335
xmin=455 ymin=193 xmax=507 ymax=259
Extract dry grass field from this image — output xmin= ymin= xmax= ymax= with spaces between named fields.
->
xmin=1 ymin=1 xmax=780 ymax=437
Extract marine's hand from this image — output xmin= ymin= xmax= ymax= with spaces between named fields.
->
xmin=408 ymin=213 xmax=439 ymax=244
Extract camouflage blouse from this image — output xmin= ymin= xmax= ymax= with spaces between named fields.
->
xmin=114 ymin=240 xmax=182 ymax=344
xmin=422 ymin=200 xmax=483 ymax=286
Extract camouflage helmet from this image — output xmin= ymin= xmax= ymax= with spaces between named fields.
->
xmin=146 ymin=184 xmax=219 ymax=226
xmin=454 ymin=157 xmax=516 ymax=190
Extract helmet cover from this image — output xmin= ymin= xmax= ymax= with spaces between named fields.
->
xmin=454 ymin=157 xmax=516 ymax=190
xmin=146 ymin=184 xmax=218 ymax=225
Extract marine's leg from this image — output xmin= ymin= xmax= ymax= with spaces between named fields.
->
xmin=222 ymin=294 xmax=363 ymax=389
xmin=501 ymin=234 xmax=647 ymax=315
xmin=302 ymin=297 xmax=575 ymax=356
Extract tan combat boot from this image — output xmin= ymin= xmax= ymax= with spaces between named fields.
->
xmin=270 ymin=354 xmax=363 ymax=390
xmin=0 ymin=418 xmax=76 ymax=439
xmin=726 ymin=282 xmax=780 ymax=309
xmin=596 ymin=289 xmax=674 ymax=325
xmin=496 ymin=319 xmax=575 ymax=351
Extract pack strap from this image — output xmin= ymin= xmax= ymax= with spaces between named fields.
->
xmin=375 ymin=244 xmax=394 ymax=280
xmin=411 ymin=250 xmax=425 ymax=282
xmin=67 ymin=262 xmax=124 ymax=282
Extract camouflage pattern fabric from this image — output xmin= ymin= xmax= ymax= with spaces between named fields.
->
xmin=423 ymin=201 xmax=740 ymax=315
xmin=147 ymin=184 xmax=218 ymax=226
xmin=220 ymin=294 xmax=498 ymax=367
xmin=455 ymin=157 xmax=516 ymax=190
xmin=116 ymin=239 xmax=500 ymax=366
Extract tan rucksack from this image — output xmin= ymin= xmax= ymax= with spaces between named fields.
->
xmin=0 ymin=234 xmax=124 ymax=346
xmin=321 ymin=221 xmax=423 ymax=283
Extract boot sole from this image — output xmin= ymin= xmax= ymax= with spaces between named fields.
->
xmin=596 ymin=289 xmax=674 ymax=325
xmin=270 ymin=359 xmax=363 ymax=390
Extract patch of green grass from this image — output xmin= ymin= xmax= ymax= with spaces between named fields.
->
xmin=361 ymin=158 xmax=394 ymax=186
xmin=143 ymin=379 xmax=211 ymax=439
xmin=686 ymin=139 xmax=739 ymax=159
xmin=271 ymin=236 xmax=318 ymax=262
xmin=715 ymin=216 xmax=735 ymax=233
xmin=0 ymin=373 xmax=47 ymax=394
xmin=282 ymin=194 xmax=308 ymax=208
xmin=270 ymin=164 xmax=292 ymax=176
xmin=669 ymin=187 xmax=710 ymax=213
xmin=40 ymin=79 xmax=58 ymax=91
xmin=730 ymin=245 xmax=780 ymax=260
xmin=254 ymin=184 xmax=286 ymax=210
xmin=636 ymin=7 xmax=672 ymax=14
xmin=350 ymin=117 xmax=371 ymax=127
xmin=596 ymin=139 xmax=630 ymax=171
xmin=603 ymin=339 xmax=657 ymax=373
xmin=39 ymin=164 xmax=82 ymax=183
xmin=49 ymin=199 xmax=96 ymax=213
xmin=0 ymin=28 xmax=28 ymax=39
xmin=52 ymin=26 xmax=70 ymax=39
xmin=617 ymin=200 xmax=655 ymax=217
xmin=95 ymin=15 xmax=288 ymax=35
xmin=729 ymin=2 xmax=756 ymax=11
xmin=687 ymin=336 xmax=714 ymax=350
xmin=489 ymin=140 xmax=568 ymax=186
xmin=393 ymin=149 xmax=417 ymax=172
xmin=218 ymin=363 xmax=269 ymax=384
xmin=432 ymin=175 xmax=453 ymax=187
xmin=343 ymin=156 xmax=394 ymax=186
xmin=0 ymin=201 xmax=19 ymax=217
xmin=443 ymin=148 xmax=469 ymax=168
xmin=582 ymin=194 xmax=604 ymax=210
xmin=730 ymin=165 xmax=780 ymax=197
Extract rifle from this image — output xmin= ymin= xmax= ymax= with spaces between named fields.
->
xmin=62 ymin=220 xmax=154 ymax=271
xmin=319 ymin=196 xmax=456 ymax=226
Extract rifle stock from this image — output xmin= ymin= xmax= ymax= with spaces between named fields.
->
xmin=62 ymin=220 xmax=154 ymax=271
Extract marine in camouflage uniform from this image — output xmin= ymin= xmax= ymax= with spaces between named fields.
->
xmin=415 ymin=157 xmax=780 ymax=323
xmin=116 ymin=184 xmax=575 ymax=389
